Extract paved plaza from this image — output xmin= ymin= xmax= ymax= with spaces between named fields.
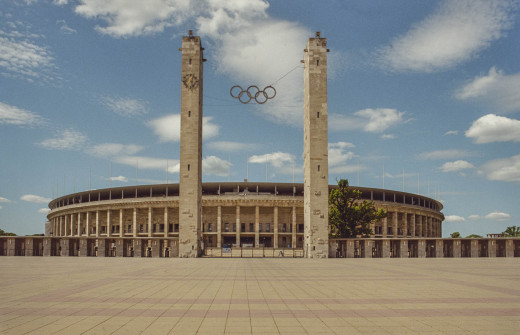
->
xmin=0 ymin=258 xmax=519 ymax=334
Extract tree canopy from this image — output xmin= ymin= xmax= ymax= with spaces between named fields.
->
xmin=329 ymin=179 xmax=387 ymax=238
xmin=0 ymin=228 xmax=16 ymax=236
xmin=503 ymin=226 xmax=520 ymax=237
xmin=450 ymin=232 xmax=461 ymax=238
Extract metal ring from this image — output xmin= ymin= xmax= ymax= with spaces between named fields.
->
xmin=263 ymin=86 xmax=276 ymax=99
xmin=230 ymin=85 xmax=243 ymax=98
xmin=230 ymin=85 xmax=276 ymax=104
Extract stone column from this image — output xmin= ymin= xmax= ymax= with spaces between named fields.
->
xmin=453 ymin=239 xmax=461 ymax=257
xmin=382 ymin=216 xmax=387 ymax=238
xmin=505 ymin=239 xmax=514 ymax=257
xmin=97 ymin=239 xmax=105 ymax=257
xmin=427 ymin=217 xmax=432 ymax=237
xmin=398 ymin=239 xmax=407 ymax=258
xmin=148 ymin=206 xmax=152 ymax=237
xmin=116 ymin=239 xmax=124 ymax=257
xmin=363 ymin=240 xmax=372 ymax=258
xmin=436 ymin=240 xmax=443 ymax=258
xmin=119 ymin=209 xmax=124 ymax=237
xmin=134 ymin=240 xmax=142 ymax=258
xmin=25 ymin=238 xmax=33 ymax=256
xmin=345 ymin=240 xmax=354 ymax=258
xmin=255 ymin=206 xmax=260 ymax=247
xmin=86 ymin=212 xmax=90 ymax=237
xmin=403 ymin=213 xmax=409 ymax=237
xmin=303 ymin=32 xmax=329 ymax=258
xmin=217 ymin=205 xmax=222 ymax=248
xmin=392 ymin=212 xmax=398 ymax=238
xmin=418 ymin=239 xmax=426 ymax=258
xmin=383 ymin=240 xmax=391 ymax=258
xmin=292 ymin=206 xmax=297 ymax=249
xmin=77 ymin=213 xmax=81 ymax=237
xmin=61 ymin=238 xmax=69 ymax=257
xmin=151 ymin=240 xmax=160 ymax=258
xmin=164 ymin=207 xmax=169 ymax=238
xmin=489 ymin=240 xmax=497 ymax=258
xmin=107 ymin=209 xmax=111 ymax=237
xmin=79 ymin=238 xmax=87 ymax=257
xmin=273 ymin=206 xmax=279 ymax=248
xmin=43 ymin=238 xmax=51 ymax=256
xmin=133 ymin=208 xmax=137 ymax=237
xmin=410 ymin=213 xmax=415 ymax=237
xmin=179 ymin=31 xmax=204 ymax=258
xmin=471 ymin=240 xmax=478 ymax=258
xmin=235 ymin=205 xmax=240 ymax=246
xmin=95 ymin=211 xmax=99 ymax=237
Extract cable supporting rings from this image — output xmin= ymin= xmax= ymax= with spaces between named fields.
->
xmin=230 ymin=85 xmax=276 ymax=104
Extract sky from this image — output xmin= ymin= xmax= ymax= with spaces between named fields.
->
xmin=0 ymin=0 xmax=519 ymax=237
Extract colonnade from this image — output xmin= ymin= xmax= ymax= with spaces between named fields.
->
xmin=373 ymin=210 xmax=442 ymax=238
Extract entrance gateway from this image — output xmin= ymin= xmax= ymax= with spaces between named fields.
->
xmin=178 ymin=31 xmax=329 ymax=258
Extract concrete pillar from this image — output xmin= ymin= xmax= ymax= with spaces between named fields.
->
xmin=292 ymin=206 xmax=297 ymax=249
xmin=86 ymin=212 xmax=90 ymax=237
xmin=400 ymin=240 xmax=408 ymax=258
xmin=79 ymin=238 xmax=87 ymax=257
xmin=436 ymin=240 xmax=443 ymax=258
xmin=235 ymin=205 xmax=240 ymax=246
xmin=489 ymin=239 xmax=497 ymax=258
xmin=151 ymin=240 xmax=160 ymax=258
xmin=453 ymin=239 xmax=461 ymax=258
xmin=116 ymin=239 xmax=124 ymax=257
xmin=383 ymin=240 xmax=391 ymax=258
xmin=95 ymin=210 xmax=99 ymax=237
xmin=217 ymin=205 xmax=222 ymax=248
xmin=77 ymin=213 xmax=81 ymax=237
xmin=147 ymin=206 xmax=152 ymax=237
xmin=274 ymin=206 xmax=279 ymax=248
xmin=346 ymin=240 xmax=354 ymax=258
xmin=97 ymin=239 xmax=105 ymax=257
xmin=303 ymin=32 xmax=329 ymax=258
xmin=134 ymin=240 xmax=142 ymax=258
xmin=120 ymin=209 xmax=124 ymax=237
xmin=179 ymin=31 xmax=204 ymax=258
xmin=25 ymin=238 xmax=33 ymax=256
xmin=43 ymin=238 xmax=51 ymax=256
xmin=410 ymin=213 xmax=416 ymax=237
xmin=506 ymin=239 xmax=514 ymax=257
xmin=61 ymin=238 xmax=69 ymax=256
xmin=471 ymin=240 xmax=478 ymax=258
xmin=382 ymin=216 xmax=387 ymax=238
xmin=133 ymin=208 xmax=137 ymax=237
xmin=363 ymin=240 xmax=372 ymax=258
xmin=255 ymin=206 xmax=260 ymax=247
xmin=392 ymin=212 xmax=398 ymax=237
xmin=107 ymin=209 xmax=111 ymax=237
xmin=418 ymin=239 xmax=426 ymax=258
xmin=164 ymin=207 xmax=168 ymax=238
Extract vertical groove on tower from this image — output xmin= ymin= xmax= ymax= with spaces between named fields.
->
xmin=179 ymin=31 xmax=203 ymax=258
xmin=303 ymin=33 xmax=329 ymax=258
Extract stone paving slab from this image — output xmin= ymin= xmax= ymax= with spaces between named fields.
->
xmin=0 ymin=257 xmax=519 ymax=334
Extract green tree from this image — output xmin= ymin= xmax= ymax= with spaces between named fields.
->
xmin=329 ymin=179 xmax=387 ymax=238
xmin=0 ymin=228 xmax=16 ymax=236
xmin=450 ymin=232 xmax=461 ymax=238
xmin=465 ymin=234 xmax=483 ymax=238
xmin=503 ymin=226 xmax=520 ymax=237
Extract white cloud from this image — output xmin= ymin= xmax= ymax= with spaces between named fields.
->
xmin=72 ymin=0 xmax=309 ymax=125
xmin=0 ymin=21 xmax=56 ymax=82
xmin=485 ymin=211 xmax=511 ymax=221
xmin=445 ymin=215 xmax=466 ymax=222
xmin=378 ymin=0 xmax=515 ymax=72
xmin=20 ymin=194 xmax=52 ymax=204
xmin=57 ymin=20 xmax=77 ymax=34
xmin=444 ymin=130 xmax=458 ymax=136
xmin=439 ymin=160 xmax=475 ymax=172
xmin=455 ymin=67 xmax=520 ymax=112
xmin=381 ymin=134 xmax=396 ymax=140
xmin=330 ymin=108 xmax=404 ymax=133
xmin=468 ymin=215 xmax=482 ymax=220
xmin=248 ymin=152 xmax=294 ymax=168
xmin=53 ymin=0 xmax=69 ymax=5
xmin=480 ymin=155 xmax=520 ymax=183
xmin=419 ymin=149 xmax=473 ymax=160
xmin=114 ymin=155 xmax=180 ymax=173
xmin=0 ymin=102 xmax=45 ymax=127
xmin=102 ymin=96 xmax=148 ymax=117
xmin=328 ymin=142 xmax=355 ymax=167
xmin=86 ymin=143 xmax=144 ymax=158
xmin=37 ymin=129 xmax=87 ymax=150
xmin=207 ymin=141 xmax=254 ymax=152
xmin=465 ymin=114 xmax=520 ymax=144
xmin=148 ymin=114 xmax=219 ymax=142
xmin=0 ymin=197 xmax=11 ymax=203
xmin=203 ymin=156 xmax=231 ymax=177
xmin=38 ymin=208 xmax=51 ymax=214
xmin=107 ymin=176 xmax=128 ymax=183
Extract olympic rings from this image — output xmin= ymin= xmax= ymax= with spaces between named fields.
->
xmin=230 ymin=85 xmax=277 ymax=104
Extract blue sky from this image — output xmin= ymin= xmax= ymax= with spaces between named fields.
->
xmin=1 ymin=0 xmax=519 ymax=237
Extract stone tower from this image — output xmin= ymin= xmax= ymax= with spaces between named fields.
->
xmin=303 ymin=32 xmax=329 ymax=258
xmin=179 ymin=31 xmax=204 ymax=257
